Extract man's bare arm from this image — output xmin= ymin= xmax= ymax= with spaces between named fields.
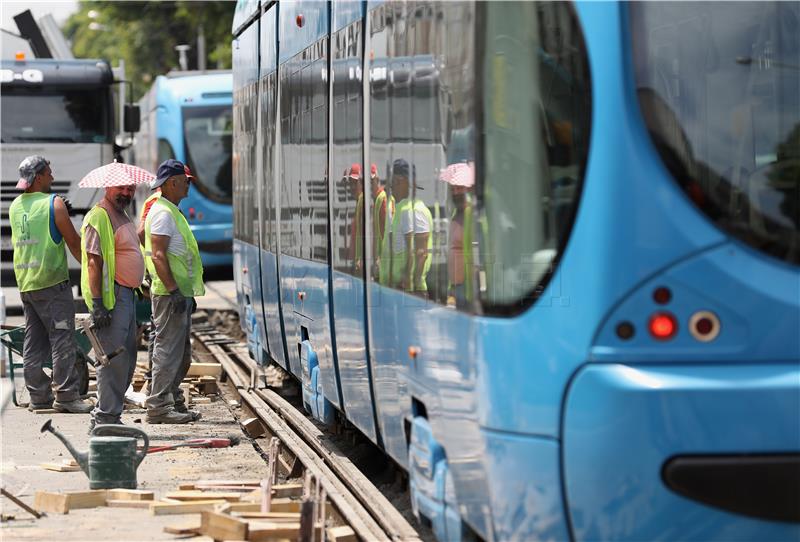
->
xmin=150 ymin=234 xmax=178 ymax=291
xmin=53 ymin=197 xmax=81 ymax=262
xmin=86 ymin=252 xmax=104 ymax=298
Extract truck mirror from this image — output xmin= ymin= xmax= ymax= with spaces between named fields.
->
xmin=124 ymin=104 xmax=140 ymax=133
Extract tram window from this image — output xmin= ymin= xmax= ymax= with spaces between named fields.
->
xmin=157 ymin=139 xmax=175 ymax=162
xmin=631 ymin=2 xmax=800 ymax=265
xmin=480 ymin=1 xmax=591 ymax=313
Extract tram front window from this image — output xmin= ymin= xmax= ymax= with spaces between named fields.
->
xmin=1 ymin=87 xmax=112 ymax=143
xmin=183 ymin=105 xmax=234 ymax=204
xmin=631 ymin=1 xmax=800 ymax=265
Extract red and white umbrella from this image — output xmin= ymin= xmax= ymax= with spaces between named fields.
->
xmin=438 ymin=161 xmax=475 ymax=188
xmin=79 ymin=160 xmax=155 ymax=188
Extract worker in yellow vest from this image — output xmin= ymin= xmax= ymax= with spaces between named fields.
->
xmin=144 ymin=159 xmax=205 ymax=424
xmin=9 ymin=155 xmax=93 ymax=413
xmin=81 ymin=175 xmax=145 ymax=430
xmin=136 ymin=164 xmax=194 ymax=398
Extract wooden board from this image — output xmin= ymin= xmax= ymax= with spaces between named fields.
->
xmin=106 ymin=489 xmax=154 ymax=501
xmin=327 ymin=525 xmax=358 ymax=542
xmin=186 ymin=363 xmax=222 ymax=377
xmin=226 ymin=499 xmax=302 ymax=514
xmin=247 ymin=521 xmax=301 ymax=541
xmin=40 ymin=462 xmax=82 ymax=472
xmin=231 ymin=511 xmax=301 ymax=521
xmin=165 ymin=490 xmax=242 ymax=502
xmin=150 ymin=499 xmax=227 ymax=515
xmin=34 ymin=490 xmax=107 ymax=514
xmin=163 ymin=524 xmax=201 ymax=535
xmin=106 ymin=499 xmax=155 ymax=509
xmin=200 ymin=510 xmax=248 ymax=541
xmin=271 ymin=483 xmax=303 ymax=499
xmin=241 ymin=417 xmax=266 ymax=438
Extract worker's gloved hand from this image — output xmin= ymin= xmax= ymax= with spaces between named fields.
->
xmin=168 ymin=288 xmax=187 ymax=315
xmin=91 ymin=298 xmax=112 ymax=329
xmin=191 ymin=298 xmax=197 ymax=314
xmin=59 ymin=196 xmax=75 ymax=215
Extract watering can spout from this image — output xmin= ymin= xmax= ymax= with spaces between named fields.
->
xmin=40 ymin=419 xmax=89 ymax=476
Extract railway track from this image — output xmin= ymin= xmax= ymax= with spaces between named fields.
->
xmin=192 ymin=317 xmax=423 ymax=542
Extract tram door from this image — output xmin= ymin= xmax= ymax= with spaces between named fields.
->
xmin=258 ymin=5 xmax=288 ymax=369
xmin=328 ymin=6 xmax=379 ymax=443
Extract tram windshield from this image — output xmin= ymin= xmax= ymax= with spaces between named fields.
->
xmin=0 ymin=87 xmax=112 ymax=144
xmin=631 ymin=2 xmax=800 ymax=265
xmin=183 ymin=105 xmax=234 ymax=203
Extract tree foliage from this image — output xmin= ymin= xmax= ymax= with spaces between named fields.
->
xmin=63 ymin=1 xmax=234 ymax=100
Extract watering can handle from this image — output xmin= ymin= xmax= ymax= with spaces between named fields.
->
xmin=91 ymin=425 xmax=150 ymax=467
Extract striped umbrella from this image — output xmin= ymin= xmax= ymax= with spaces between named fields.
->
xmin=438 ymin=161 xmax=475 ymax=188
xmin=79 ymin=160 xmax=155 ymax=188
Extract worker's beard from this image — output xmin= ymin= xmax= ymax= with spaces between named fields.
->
xmin=114 ymin=195 xmax=132 ymax=210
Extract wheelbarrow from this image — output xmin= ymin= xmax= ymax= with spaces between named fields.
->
xmin=0 ymin=323 xmax=92 ymax=407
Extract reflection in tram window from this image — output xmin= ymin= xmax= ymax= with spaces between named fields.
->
xmin=369 ymin=1 xmax=476 ymax=308
xmin=480 ymin=1 xmax=592 ymax=312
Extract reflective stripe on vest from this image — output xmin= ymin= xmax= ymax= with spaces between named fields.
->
xmin=143 ymin=198 xmax=205 ymax=297
xmin=80 ymin=206 xmax=116 ymax=310
xmin=9 ymin=193 xmax=68 ymax=292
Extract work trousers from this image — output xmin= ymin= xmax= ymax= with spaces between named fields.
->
xmin=92 ymin=285 xmax=137 ymax=425
xmin=145 ymin=294 xmax=192 ymax=417
xmin=20 ymin=281 xmax=81 ymax=404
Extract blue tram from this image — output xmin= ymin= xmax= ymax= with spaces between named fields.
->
xmin=232 ymin=1 xmax=800 ymax=540
xmin=133 ymin=71 xmax=234 ymax=268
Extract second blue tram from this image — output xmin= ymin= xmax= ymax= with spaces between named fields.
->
xmin=232 ymin=1 xmax=800 ymax=541
xmin=134 ymin=70 xmax=234 ymax=268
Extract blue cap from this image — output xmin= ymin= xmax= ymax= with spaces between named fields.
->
xmin=390 ymin=158 xmax=423 ymax=189
xmin=151 ymin=159 xmax=186 ymax=189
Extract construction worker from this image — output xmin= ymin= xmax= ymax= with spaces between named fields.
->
xmin=9 ymin=155 xmax=93 ymax=413
xmin=144 ymin=159 xmax=204 ymax=424
xmin=370 ymin=164 xmax=394 ymax=274
xmin=382 ymin=159 xmax=433 ymax=294
xmin=81 ymin=178 xmax=145 ymax=429
xmin=137 ymin=164 xmax=194 ymax=396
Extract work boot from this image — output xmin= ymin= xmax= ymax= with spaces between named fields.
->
xmin=174 ymin=404 xmax=202 ymax=421
xmin=27 ymin=401 xmax=53 ymax=412
xmin=54 ymin=398 xmax=94 ymax=414
xmin=146 ymin=410 xmax=193 ymax=424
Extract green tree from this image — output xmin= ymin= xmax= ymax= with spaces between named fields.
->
xmin=63 ymin=1 xmax=233 ymax=100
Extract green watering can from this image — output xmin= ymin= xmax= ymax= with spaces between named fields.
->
xmin=41 ymin=419 xmax=149 ymax=489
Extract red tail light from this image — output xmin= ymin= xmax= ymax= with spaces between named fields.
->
xmin=649 ymin=312 xmax=677 ymax=340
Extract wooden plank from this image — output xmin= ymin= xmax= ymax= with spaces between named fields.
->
xmin=163 ymin=524 xmax=201 ymax=535
xmin=225 ymin=500 xmax=300 ymax=514
xmin=247 ymin=522 xmax=301 ymax=541
xmin=200 ymin=510 xmax=249 ymax=541
xmin=195 ymin=480 xmax=262 ymax=487
xmin=241 ymin=417 xmax=266 ymax=438
xmin=106 ymin=499 xmax=155 ymax=509
xmin=327 ymin=526 xmax=358 ymax=542
xmin=231 ymin=512 xmax=301 ymax=521
xmin=272 ymin=483 xmax=303 ymax=499
xmin=40 ymin=462 xmax=81 ymax=472
xmin=150 ymin=499 xmax=227 ymax=516
xmin=165 ymin=490 xmax=242 ymax=502
xmin=186 ymin=363 xmax=222 ymax=377
xmin=34 ymin=490 xmax=107 ymax=514
xmin=106 ymin=489 xmax=154 ymax=501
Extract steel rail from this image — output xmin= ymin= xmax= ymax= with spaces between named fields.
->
xmin=193 ymin=327 xmax=422 ymax=542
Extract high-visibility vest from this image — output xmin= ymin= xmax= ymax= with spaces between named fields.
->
xmin=388 ymin=197 xmax=433 ymax=292
xmin=80 ymin=206 xmax=117 ymax=310
xmin=9 ymin=193 xmax=68 ymax=292
xmin=144 ymin=198 xmax=205 ymax=297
